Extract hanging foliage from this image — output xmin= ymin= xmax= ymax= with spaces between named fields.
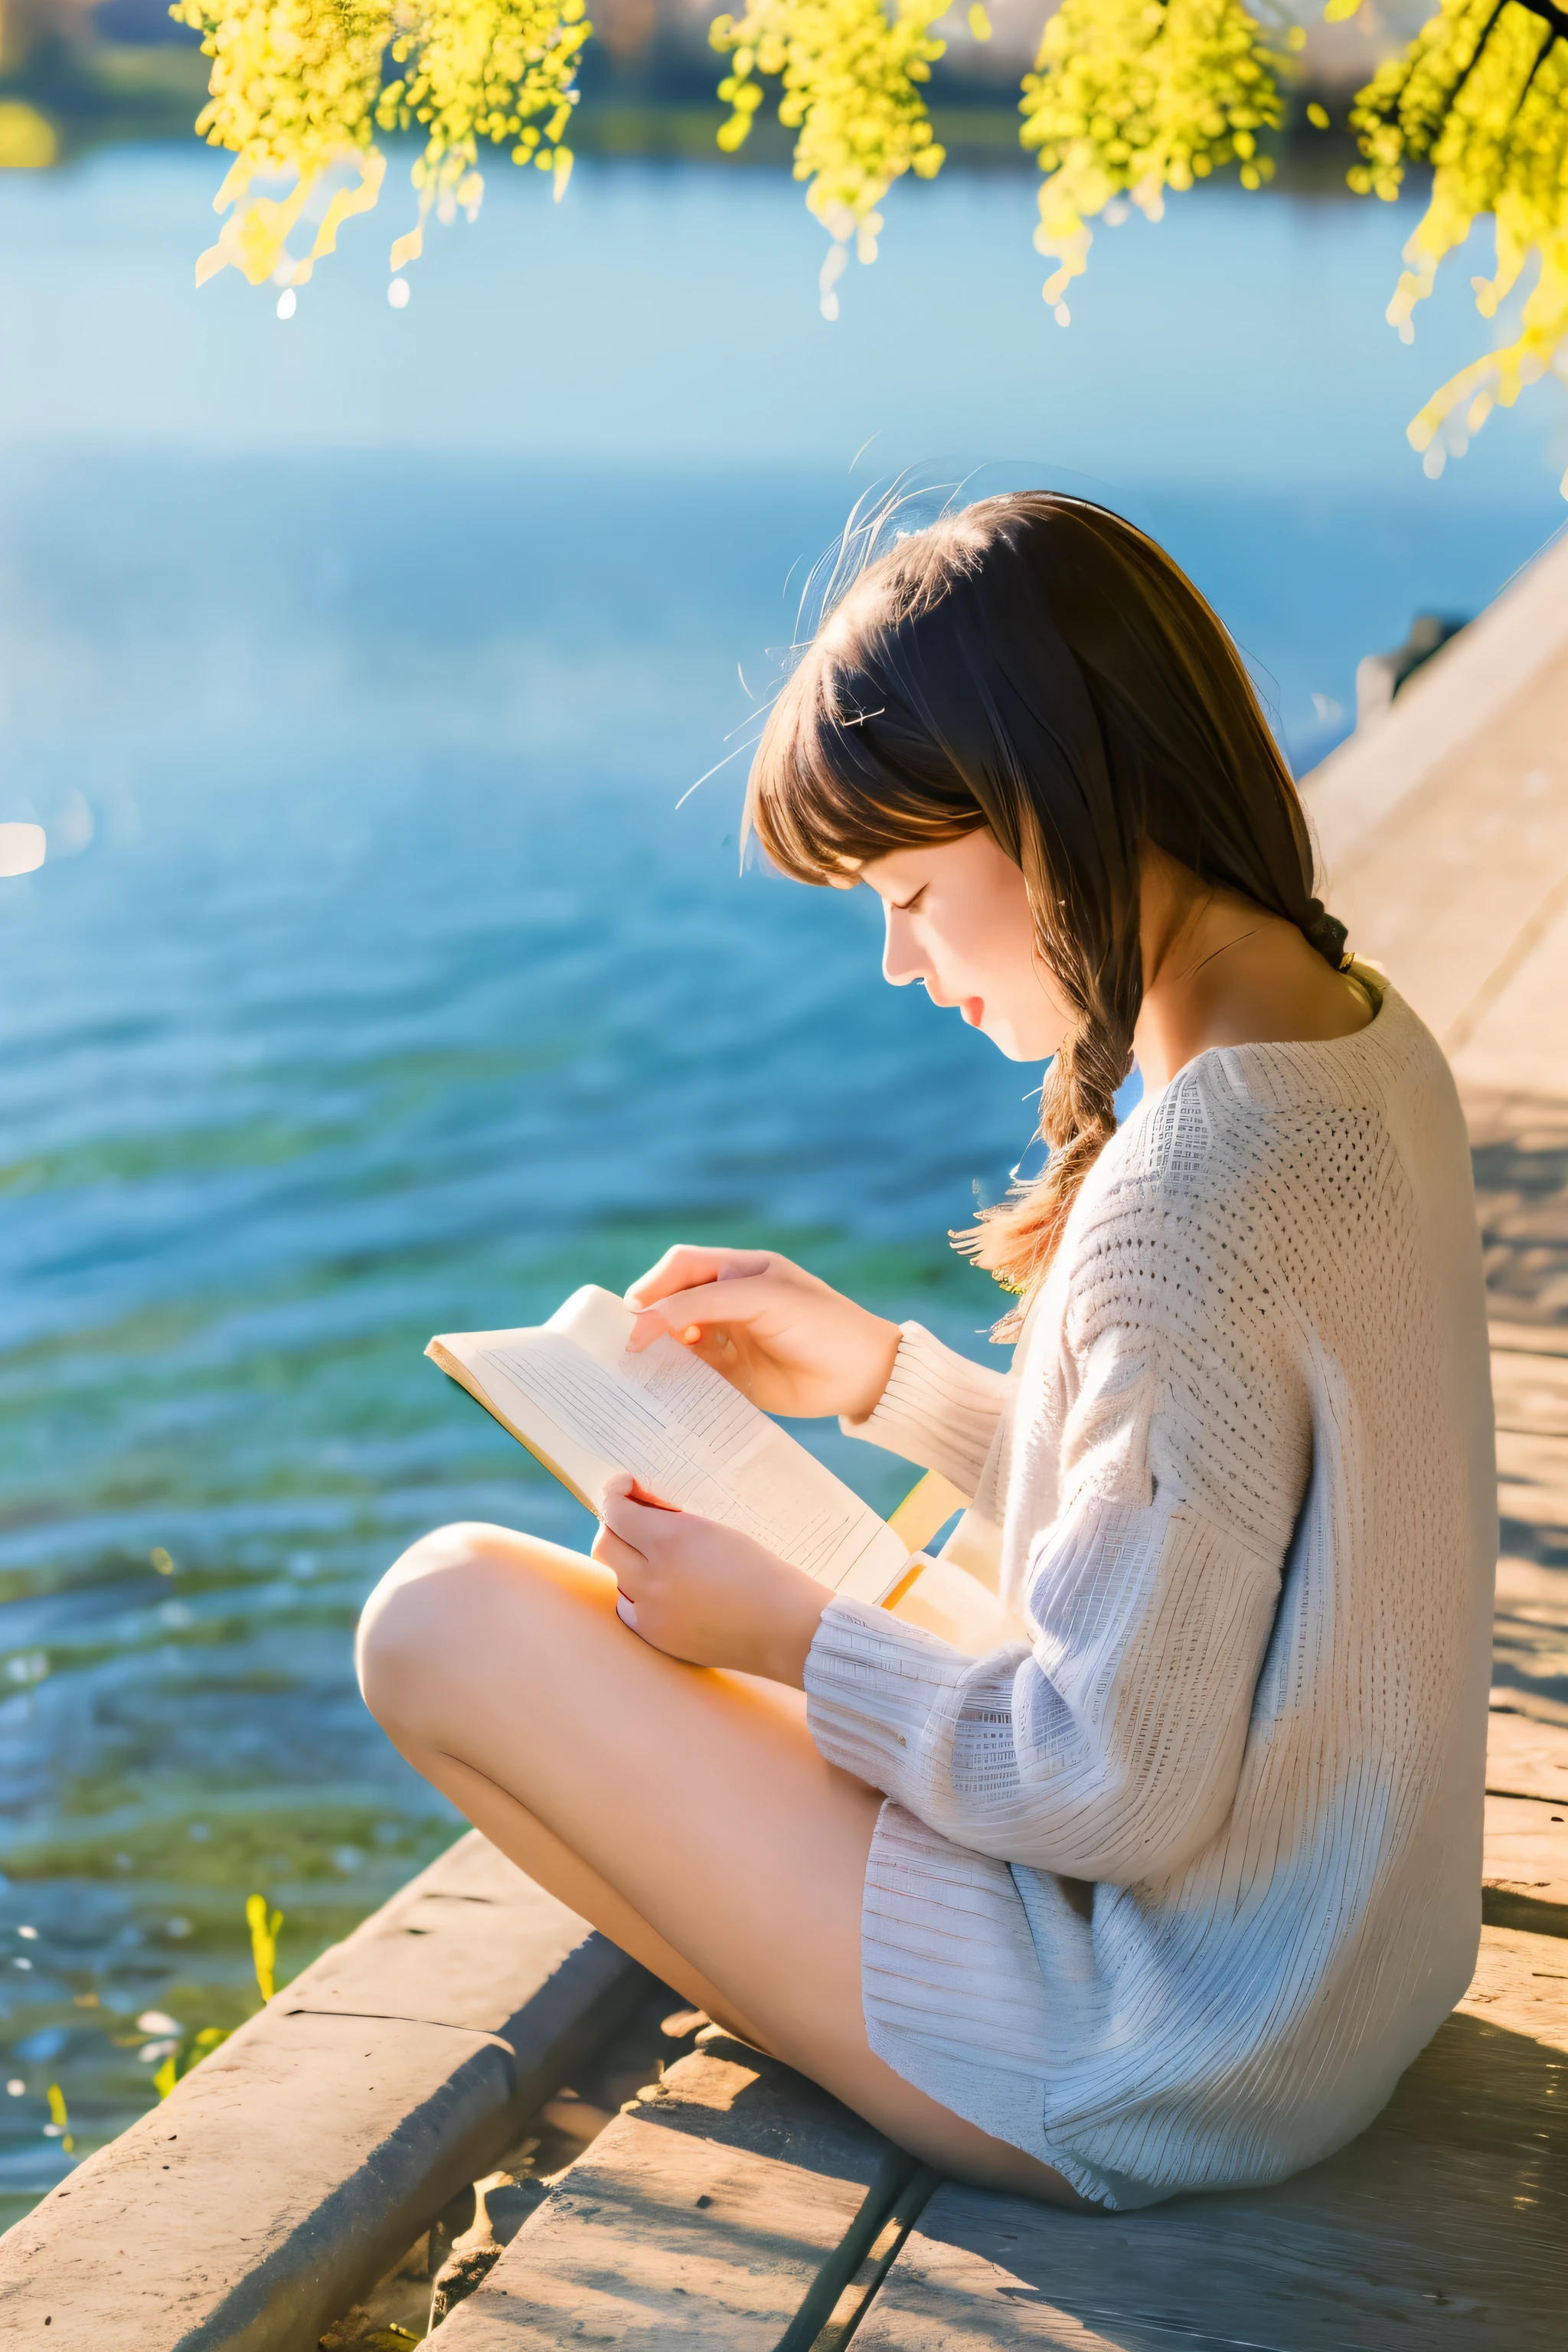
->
xmin=1020 ymin=0 xmax=1295 ymax=322
xmin=708 ymin=0 xmax=952 ymax=314
xmin=172 ymin=0 xmax=389 ymax=291
xmin=1341 ymin=0 xmax=1568 ymax=484
xmin=168 ymin=0 xmax=1568 ymax=488
xmin=172 ymin=0 xmax=589 ymax=299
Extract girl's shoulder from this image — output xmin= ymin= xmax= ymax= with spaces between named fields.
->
xmin=1069 ymin=982 xmax=1461 ymax=1277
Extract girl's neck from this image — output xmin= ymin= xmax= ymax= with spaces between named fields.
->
xmin=1132 ymin=846 xmax=1372 ymax=1093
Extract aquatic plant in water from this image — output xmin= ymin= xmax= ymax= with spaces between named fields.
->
xmin=150 ymin=1892 xmax=286 ymax=2099
xmin=247 ymin=1893 xmax=284 ymax=2004
xmin=172 ymin=0 xmax=1568 ymax=481
xmin=44 ymin=2082 xmax=74 ymax=2154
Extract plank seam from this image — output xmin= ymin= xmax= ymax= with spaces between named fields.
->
xmin=279 ymin=2004 xmax=524 ymax=2054
xmin=772 ymin=2150 xmax=927 ymax=2352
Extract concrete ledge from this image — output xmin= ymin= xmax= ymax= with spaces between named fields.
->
xmin=0 ymin=1833 xmax=648 ymax=2350
xmin=1302 ymin=526 xmax=1568 ymax=877
xmin=1294 ymin=533 xmax=1568 ymax=1055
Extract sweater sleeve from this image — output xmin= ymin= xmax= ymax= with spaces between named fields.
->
xmin=838 ymin=1321 xmax=1009 ymax=1503
xmin=805 ymin=1158 xmax=1311 ymax=1886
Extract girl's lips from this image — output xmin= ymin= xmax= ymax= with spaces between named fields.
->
xmin=961 ymin=998 xmax=984 ymax=1027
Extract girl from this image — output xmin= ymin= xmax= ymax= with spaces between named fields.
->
xmin=358 ymin=495 xmax=1494 ymax=2211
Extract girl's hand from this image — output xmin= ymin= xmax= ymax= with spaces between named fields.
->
xmin=590 ymin=1473 xmax=832 ymax=1684
xmin=623 ymin=1246 xmax=900 ymax=1422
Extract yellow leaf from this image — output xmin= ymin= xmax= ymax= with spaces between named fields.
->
xmin=246 ymin=1893 xmax=282 ymax=2005
xmin=309 ymin=149 xmax=386 ymax=263
xmin=46 ymin=2081 xmax=74 ymax=2150
xmin=390 ymin=224 xmax=424 ymax=271
xmin=0 ymin=100 xmax=57 ymax=170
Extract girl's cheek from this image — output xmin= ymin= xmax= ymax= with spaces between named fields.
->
xmin=924 ymin=921 xmax=965 ymax=988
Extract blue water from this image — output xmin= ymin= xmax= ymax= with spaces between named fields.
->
xmin=0 ymin=143 xmax=1563 ymax=2216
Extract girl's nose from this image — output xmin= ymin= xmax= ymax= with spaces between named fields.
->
xmin=881 ymin=905 xmax=923 ymax=988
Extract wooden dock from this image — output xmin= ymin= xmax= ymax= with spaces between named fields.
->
xmin=1312 ymin=526 xmax=1568 ymax=1940
xmin=3 ymin=537 xmax=1566 ymax=2345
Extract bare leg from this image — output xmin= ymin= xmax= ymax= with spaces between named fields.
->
xmin=358 ymin=1521 xmax=1084 ymax=2205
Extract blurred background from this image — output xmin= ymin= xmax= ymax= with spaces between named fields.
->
xmin=1 ymin=0 xmax=1566 ymax=2226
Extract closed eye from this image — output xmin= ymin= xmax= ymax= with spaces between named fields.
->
xmin=890 ymin=886 xmax=927 ymax=913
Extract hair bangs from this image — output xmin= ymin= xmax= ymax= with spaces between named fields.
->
xmin=744 ymin=612 xmax=982 ymax=888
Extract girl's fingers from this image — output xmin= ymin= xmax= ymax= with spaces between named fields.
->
xmin=599 ymin=1480 xmax=682 ymax=1550
xmin=624 ymin=1277 xmax=780 ymax=1354
xmin=590 ymin=1514 xmax=646 ymax=1582
xmin=626 ymin=1246 xmax=770 ymax=1310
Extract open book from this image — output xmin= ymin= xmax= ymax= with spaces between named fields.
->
xmin=426 ymin=1284 xmax=969 ymax=1610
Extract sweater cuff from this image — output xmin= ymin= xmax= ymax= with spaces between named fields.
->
xmin=804 ymin=1595 xmax=970 ymax=1798
xmin=840 ymin=1321 xmax=1008 ymax=1501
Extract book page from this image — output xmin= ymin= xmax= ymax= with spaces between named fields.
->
xmin=433 ymin=1287 xmax=910 ymax=1601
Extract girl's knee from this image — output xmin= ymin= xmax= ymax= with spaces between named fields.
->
xmin=356 ymin=1521 xmax=581 ymax=1739
xmin=356 ymin=1522 xmax=514 ymax=1735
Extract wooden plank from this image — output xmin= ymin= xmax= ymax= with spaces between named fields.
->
xmin=0 ymin=1833 xmax=646 ymax=2349
xmin=853 ymin=1925 xmax=1566 ymax=2352
xmin=1484 ymin=1792 xmax=1568 ymax=1906
xmin=1485 ymin=1705 xmax=1568 ymax=1929
xmin=1494 ymin=1429 xmax=1568 ymax=1530
xmin=1491 ymin=1350 xmax=1568 ymax=1437
xmin=1488 ymin=1706 xmax=1568 ymax=1803
xmin=1484 ymin=1704 xmax=1568 ymax=1932
xmin=1494 ymin=1554 xmax=1568 ymax=1624
xmin=1491 ymin=1562 xmax=1568 ymax=1733
xmin=1451 ymin=886 xmax=1568 ymax=1100
xmin=1497 ymin=1481 xmax=1568 ymax=1532
xmin=1460 ymin=1921 xmax=1568 ymax=2034
xmin=1482 ymin=1787 xmax=1568 ymax=1936
xmin=1491 ymin=1321 xmax=1568 ymax=1361
xmin=436 ymin=2030 xmax=912 ymax=2347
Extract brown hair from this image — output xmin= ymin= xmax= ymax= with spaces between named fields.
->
xmin=745 ymin=492 xmax=1346 ymax=1333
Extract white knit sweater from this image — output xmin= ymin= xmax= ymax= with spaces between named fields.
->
xmin=806 ymin=981 xmax=1496 ymax=2209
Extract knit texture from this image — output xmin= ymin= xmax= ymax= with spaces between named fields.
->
xmin=808 ymin=982 xmax=1496 ymax=2209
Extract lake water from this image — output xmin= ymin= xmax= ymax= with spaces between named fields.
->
xmin=0 ymin=142 xmax=1564 ymax=2216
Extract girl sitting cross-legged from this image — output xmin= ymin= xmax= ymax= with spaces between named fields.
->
xmin=357 ymin=494 xmax=1494 ymax=2212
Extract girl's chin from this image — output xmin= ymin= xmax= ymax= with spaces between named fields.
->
xmin=988 ymin=1021 xmax=1056 ymax=1063
xmin=965 ymin=1004 xmax=1050 ymax=1062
